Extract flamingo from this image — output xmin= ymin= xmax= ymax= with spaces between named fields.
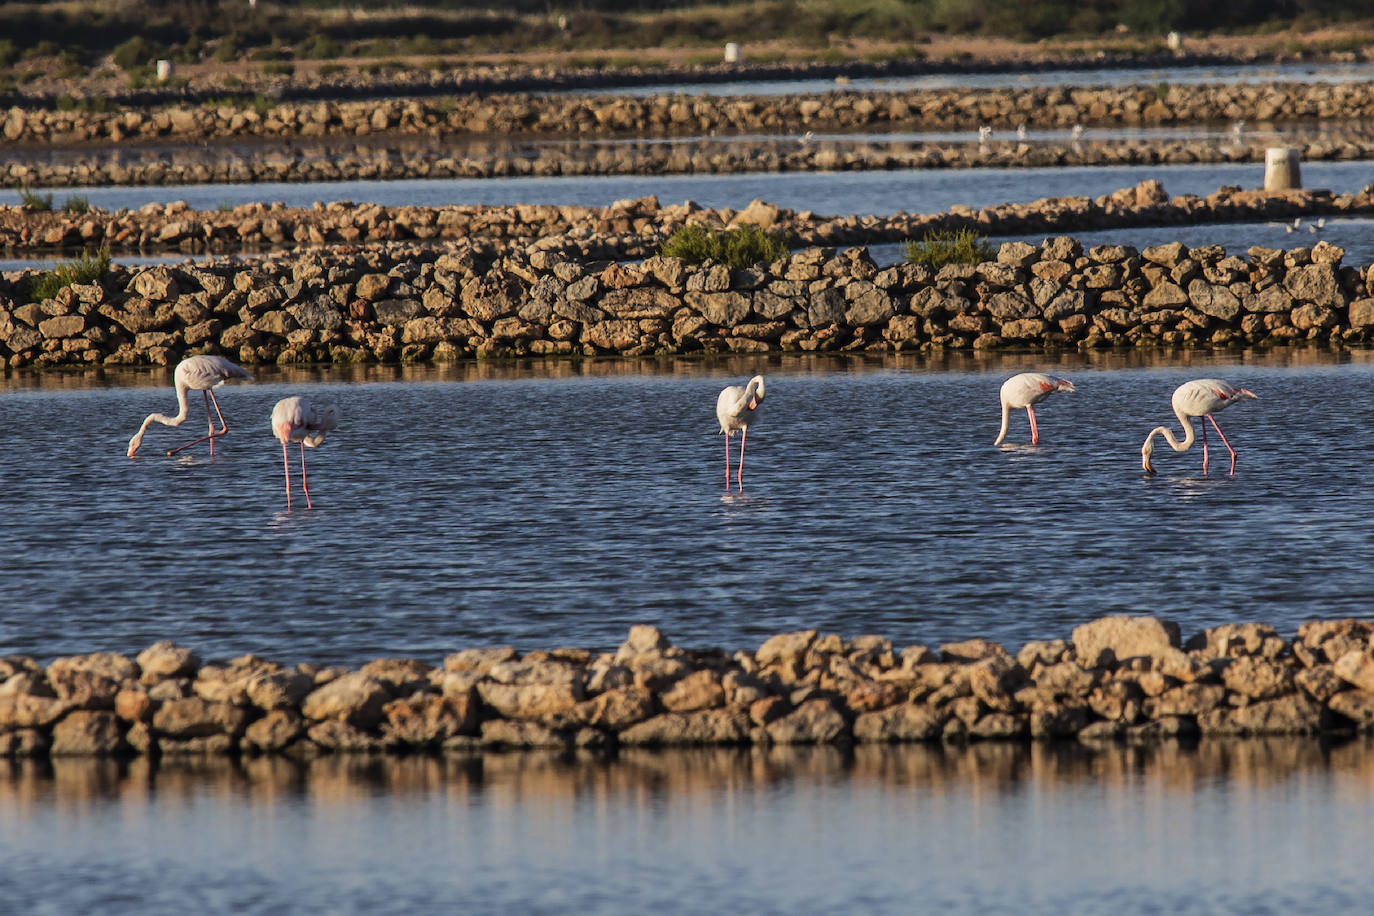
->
xmin=716 ymin=375 xmax=765 ymax=493
xmin=271 ymin=396 xmax=340 ymax=509
xmin=994 ymin=372 xmax=1075 ymax=445
xmin=127 ymin=355 xmax=253 ymax=458
xmin=1141 ymin=378 xmax=1257 ymax=476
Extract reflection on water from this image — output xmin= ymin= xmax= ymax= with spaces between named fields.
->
xmin=5 ymin=347 xmax=1373 ymax=394
xmin=2 ymin=740 xmax=1372 ymax=911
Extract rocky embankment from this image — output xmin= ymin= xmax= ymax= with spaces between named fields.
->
xmin=3 ymin=194 xmax=1374 ymax=368
xmin=4 ymin=617 xmax=1374 ymax=758
xmin=7 ymin=83 xmax=1374 ymax=149
xmin=1 ymin=183 xmax=1366 ymax=257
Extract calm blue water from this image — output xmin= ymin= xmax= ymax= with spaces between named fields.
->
xmin=3 ymin=159 xmax=1370 ymax=215
xmin=572 ymin=60 xmax=1374 ymax=97
xmin=1 ymin=742 xmax=1372 ymax=912
xmin=2 ymin=351 xmax=1372 ymax=667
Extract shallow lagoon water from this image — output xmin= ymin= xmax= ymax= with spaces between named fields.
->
xmin=5 ymin=351 xmax=1374 ymax=913
xmin=2 ymin=350 xmax=1372 ymax=666
xmin=2 ymin=739 xmax=1373 ymax=912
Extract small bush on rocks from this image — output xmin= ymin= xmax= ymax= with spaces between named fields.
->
xmin=19 ymin=188 xmax=53 ymax=211
xmin=112 ymin=36 xmax=160 ymax=71
xmin=904 ymin=228 xmax=995 ymax=268
xmin=22 ymin=246 xmax=111 ymax=304
xmin=659 ymin=225 xmax=790 ymax=268
xmin=62 ymin=195 xmax=91 ymax=214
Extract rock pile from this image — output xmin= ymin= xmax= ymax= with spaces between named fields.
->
xmin=4 ymin=216 xmax=1374 ymax=368
xmin=2 ymin=185 xmax=1368 ymax=257
xmin=3 ymin=616 xmax=1373 ymax=758
xmin=8 ymin=83 xmax=1374 ymax=150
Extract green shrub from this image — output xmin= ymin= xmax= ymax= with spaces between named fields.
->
xmin=21 ymin=247 xmax=111 ymax=304
xmin=659 ymin=225 xmax=790 ymax=269
xmin=19 ymin=188 xmax=53 ymax=211
xmin=903 ymin=228 xmax=995 ymax=268
xmin=112 ymin=36 xmax=160 ymax=70
xmin=261 ymin=61 xmax=295 ymax=76
xmin=213 ymin=37 xmax=239 ymax=63
xmin=318 ymin=63 xmax=344 ymax=78
xmin=62 ymin=195 xmax=91 ymax=214
xmin=297 ymin=34 xmax=341 ymax=60
xmin=0 ymin=39 xmax=16 ymax=68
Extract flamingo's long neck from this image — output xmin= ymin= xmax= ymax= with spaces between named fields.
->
xmin=1147 ymin=404 xmax=1198 ymax=454
xmin=128 ymin=380 xmax=192 ymax=453
xmin=994 ymin=402 xmax=1012 ymax=445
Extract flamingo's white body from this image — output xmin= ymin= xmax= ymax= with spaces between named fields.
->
xmin=716 ymin=375 xmax=765 ymax=492
xmin=994 ymin=372 xmax=1075 ymax=445
xmin=127 ymin=355 xmax=252 ymax=457
xmin=1141 ymin=378 xmax=1257 ymax=476
xmin=271 ymin=396 xmax=340 ymax=509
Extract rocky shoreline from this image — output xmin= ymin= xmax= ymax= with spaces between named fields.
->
xmin=3 ymin=189 xmax=1374 ymax=368
xmin=3 ymin=183 xmax=1363 ymax=256
xmin=3 ymin=616 xmax=1372 ymax=758
xmin=9 ymin=130 xmax=1374 ymax=190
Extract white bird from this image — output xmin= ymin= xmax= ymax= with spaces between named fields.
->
xmin=127 ymin=355 xmax=252 ymax=458
xmin=978 ymin=125 xmax=993 ymax=144
xmin=1016 ymin=123 xmax=1028 ymax=140
xmin=994 ymin=372 xmax=1075 ymax=446
xmin=1070 ymin=124 xmax=1084 ymax=140
xmin=271 ymin=396 xmax=340 ymax=509
xmin=716 ymin=375 xmax=765 ymax=493
xmin=1141 ymin=379 xmax=1257 ymax=476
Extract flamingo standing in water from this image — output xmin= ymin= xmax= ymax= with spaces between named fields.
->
xmin=271 ymin=396 xmax=340 ymax=509
xmin=994 ymin=372 xmax=1075 ymax=445
xmin=127 ymin=355 xmax=252 ymax=457
xmin=716 ymin=375 xmax=765 ymax=492
xmin=1142 ymin=378 xmax=1257 ymax=476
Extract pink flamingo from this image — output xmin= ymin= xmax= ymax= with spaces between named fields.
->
xmin=127 ymin=355 xmax=252 ymax=457
xmin=1142 ymin=378 xmax=1257 ymax=476
xmin=271 ymin=396 xmax=340 ymax=509
xmin=994 ymin=372 xmax=1075 ymax=445
xmin=716 ymin=375 xmax=765 ymax=492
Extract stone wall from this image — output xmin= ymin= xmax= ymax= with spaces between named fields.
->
xmin=6 ymin=81 xmax=1374 ymax=150
xmin=3 ymin=616 xmax=1372 ymax=757
xmin=4 ymin=219 xmax=1374 ymax=369
xmin=1 ymin=183 xmax=1366 ymax=257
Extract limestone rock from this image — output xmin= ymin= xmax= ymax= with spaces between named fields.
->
xmin=50 ymin=711 xmax=127 ymax=756
xmin=1072 ymin=616 xmax=1180 ymax=667
xmin=301 ymin=672 xmax=390 ymax=728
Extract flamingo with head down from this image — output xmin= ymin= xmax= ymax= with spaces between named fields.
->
xmin=127 ymin=355 xmax=252 ymax=458
xmin=994 ymin=372 xmax=1075 ymax=446
xmin=1142 ymin=378 xmax=1257 ymax=476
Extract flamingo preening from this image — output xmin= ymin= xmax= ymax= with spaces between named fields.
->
xmin=127 ymin=355 xmax=252 ymax=458
xmin=994 ymin=372 xmax=1075 ymax=445
xmin=1141 ymin=378 xmax=1257 ymax=476
xmin=716 ymin=375 xmax=765 ymax=493
xmin=271 ymin=396 xmax=340 ymax=509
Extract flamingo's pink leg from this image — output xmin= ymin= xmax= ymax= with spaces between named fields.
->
xmin=1027 ymin=406 xmax=1039 ymax=444
xmin=167 ymin=390 xmax=233 ymax=456
xmin=300 ymin=443 xmax=312 ymax=509
xmin=724 ymin=433 xmax=731 ymax=490
xmin=1208 ymin=415 xmax=1238 ymax=474
xmin=282 ymin=441 xmax=292 ymax=509
xmin=1200 ymin=417 xmax=1210 ymax=475
xmin=738 ymin=427 xmax=747 ymax=493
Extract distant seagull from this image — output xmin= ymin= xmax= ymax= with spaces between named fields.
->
xmin=127 ymin=355 xmax=252 ymax=458
xmin=801 ymin=130 xmax=814 ymax=144
xmin=271 ymin=396 xmax=340 ymax=509
xmin=1016 ymin=123 xmax=1028 ymax=140
xmin=978 ymin=125 xmax=993 ymax=144
xmin=1141 ymin=379 xmax=1257 ymax=476
xmin=1232 ymin=120 xmax=1245 ymax=141
xmin=716 ymin=375 xmax=765 ymax=493
xmin=994 ymin=372 xmax=1075 ymax=446
xmin=1070 ymin=124 xmax=1084 ymax=140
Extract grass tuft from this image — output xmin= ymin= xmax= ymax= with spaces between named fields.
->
xmin=21 ymin=246 xmax=112 ymax=303
xmin=903 ymin=228 xmax=995 ymax=268
xmin=659 ymin=224 xmax=790 ymax=268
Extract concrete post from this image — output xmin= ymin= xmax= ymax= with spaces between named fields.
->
xmin=724 ymin=42 xmax=740 ymax=64
xmin=155 ymin=60 xmax=174 ymax=82
xmin=1264 ymin=147 xmax=1302 ymax=191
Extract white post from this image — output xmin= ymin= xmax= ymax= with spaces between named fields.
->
xmin=1264 ymin=147 xmax=1302 ymax=191
xmin=155 ymin=59 xmax=174 ymax=82
xmin=1166 ymin=32 xmax=1183 ymax=52
xmin=724 ymin=42 xmax=740 ymax=64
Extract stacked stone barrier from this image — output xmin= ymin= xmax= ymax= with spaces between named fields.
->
xmin=5 ymin=194 xmax=1374 ymax=368
xmin=1 ymin=182 xmax=1367 ymax=257
xmin=3 ymin=616 xmax=1373 ymax=758
xmin=9 ymin=83 xmax=1374 ymax=148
